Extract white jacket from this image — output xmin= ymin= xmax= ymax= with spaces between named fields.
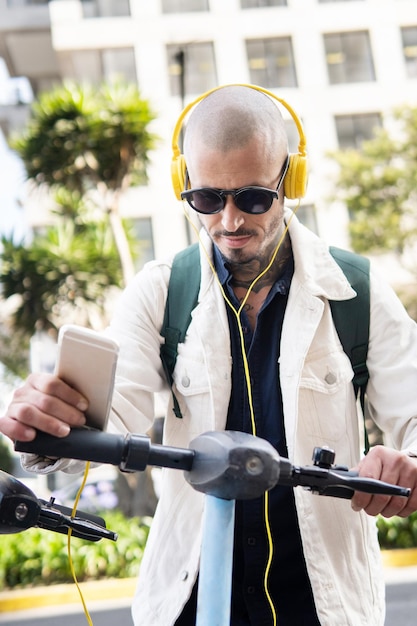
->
xmin=25 ymin=211 xmax=417 ymax=625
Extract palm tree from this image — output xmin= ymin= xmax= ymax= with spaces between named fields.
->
xmin=0 ymin=216 xmax=122 ymax=336
xmin=1 ymin=79 xmax=157 ymax=366
xmin=11 ymin=80 xmax=157 ymax=286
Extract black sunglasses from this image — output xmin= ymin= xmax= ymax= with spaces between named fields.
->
xmin=181 ymin=155 xmax=289 ymax=215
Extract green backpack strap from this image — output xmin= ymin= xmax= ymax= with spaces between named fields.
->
xmin=329 ymin=246 xmax=371 ymax=451
xmin=160 ymin=243 xmax=200 ymax=418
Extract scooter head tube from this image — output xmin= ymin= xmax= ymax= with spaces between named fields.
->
xmin=185 ymin=431 xmax=288 ymax=500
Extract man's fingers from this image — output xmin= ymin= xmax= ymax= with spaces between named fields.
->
xmin=19 ymin=373 xmax=88 ymax=412
xmin=351 ymin=446 xmax=417 ymax=517
xmin=0 ymin=373 xmax=88 ymax=442
xmin=0 ymin=416 xmax=38 ymax=442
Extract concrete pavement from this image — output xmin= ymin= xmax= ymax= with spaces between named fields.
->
xmin=0 ymin=577 xmax=137 ymax=616
xmin=1 ymin=564 xmax=417 ymax=624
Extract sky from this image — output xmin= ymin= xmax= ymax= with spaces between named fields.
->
xmin=0 ymin=58 xmax=31 ymax=242
xmin=0 ymin=121 xmax=28 ymax=392
xmin=0 ymin=138 xmax=28 ymax=409
xmin=0 ymin=133 xmax=28 ymax=241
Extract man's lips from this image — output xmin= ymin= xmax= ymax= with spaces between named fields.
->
xmin=219 ymin=234 xmax=253 ymax=248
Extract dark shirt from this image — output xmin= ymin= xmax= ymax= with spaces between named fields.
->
xmin=175 ymin=246 xmax=320 ymax=626
xmin=216 ymin=245 xmax=320 ymax=626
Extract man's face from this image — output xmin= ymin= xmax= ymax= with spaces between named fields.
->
xmin=186 ymin=137 xmax=287 ymax=269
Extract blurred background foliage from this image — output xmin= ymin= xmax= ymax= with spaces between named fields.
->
xmin=0 ymin=80 xmax=157 ymax=378
xmin=0 ymin=510 xmax=151 ymax=589
xmin=0 ymin=80 xmax=159 ymax=521
xmin=329 ymin=104 xmax=417 ymax=320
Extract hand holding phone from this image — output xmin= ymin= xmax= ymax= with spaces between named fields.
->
xmin=55 ymin=325 xmax=119 ymax=431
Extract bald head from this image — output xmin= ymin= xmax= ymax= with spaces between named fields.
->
xmin=183 ymin=85 xmax=289 ymax=164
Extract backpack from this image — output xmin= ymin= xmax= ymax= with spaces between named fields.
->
xmin=160 ymin=243 xmax=370 ymax=448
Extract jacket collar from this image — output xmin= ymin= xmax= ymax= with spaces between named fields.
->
xmin=197 ymin=210 xmax=357 ymax=302
xmin=285 ymin=208 xmax=357 ymax=301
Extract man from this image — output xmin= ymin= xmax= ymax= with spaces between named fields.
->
xmin=1 ymin=85 xmax=417 ymax=625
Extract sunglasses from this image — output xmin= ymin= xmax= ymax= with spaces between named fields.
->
xmin=181 ymin=155 xmax=289 ymax=215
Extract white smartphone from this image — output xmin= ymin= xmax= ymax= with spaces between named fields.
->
xmin=55 ymin=324 xmax=119 ymax=431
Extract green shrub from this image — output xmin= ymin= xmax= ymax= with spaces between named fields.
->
xmin=0 ymin=510 xmax=151 ymax=590
xmin=3 ymin=505 xmax=416 ymax=589
xmin=377 ymin=511 xmax=417 ymax=550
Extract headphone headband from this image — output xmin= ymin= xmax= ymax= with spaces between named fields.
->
xmin=171 ymin=83 xmax=308 ymax=200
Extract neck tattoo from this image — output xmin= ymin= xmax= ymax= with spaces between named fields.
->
xmin=229 ymin=237 xmax=292 ymax=294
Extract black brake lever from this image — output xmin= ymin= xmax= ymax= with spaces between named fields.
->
xmin=0 ymin=471 xmax=117 ymax=541
xmin=38 ymin=498 xmax=118 ymax=542
xmin=277 ymin=447 xmax=411 ymax=500
xmin=279 ymin=465 xmax=411 ymax=499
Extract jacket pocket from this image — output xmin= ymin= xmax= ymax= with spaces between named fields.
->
xmin=168 ymin=340 xmax=212 ymax=428
xmin=173 ymin=352 xmax=210 ymax=397
xmin=299 ymin=349 xmax=355 ymax=441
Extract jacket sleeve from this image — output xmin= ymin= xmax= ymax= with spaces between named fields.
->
xmin=21 ymin=259 xmax=173 ymax=475
xmin=104 ymin=259 xmax=172 ymax=435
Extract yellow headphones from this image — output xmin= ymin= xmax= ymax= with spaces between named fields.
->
xmin=171 ymin=83 xmax=308 ymax=201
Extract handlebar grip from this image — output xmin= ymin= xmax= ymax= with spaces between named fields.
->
xmin=15 ymin=428 xmax=130 ymax=466
xmin=15 ymin=429 xmax=193 ymax=472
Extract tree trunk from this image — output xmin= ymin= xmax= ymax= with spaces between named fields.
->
xmin=108 ymin=204 xmax=136 ymax=287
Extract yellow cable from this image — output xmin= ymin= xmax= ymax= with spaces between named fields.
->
xmin=67 ymin=461 xmax=93 ymax=626
xmin=263 ymin=490 xmax=276 ymax=622
xmin=183 ymin=200 xmax=301 ymax=626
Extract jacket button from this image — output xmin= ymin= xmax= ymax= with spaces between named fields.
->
xmin=182 ymin=376 xmax=190 ymax=388
xmin=325 ymin=372 xmax=337 ymax=385
xmin=180 ymin=570 xmax=188 ymax=581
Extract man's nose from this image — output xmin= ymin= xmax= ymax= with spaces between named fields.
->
xmin=220 ymin=196 xmax=245 ymax=232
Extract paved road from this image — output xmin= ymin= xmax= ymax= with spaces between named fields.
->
xmin=386 ymin=580 xmax=417 ymax=625
xmin=1 ymin=580 xmax=416 ymax=626
xmin=0 ymin=598 xmax=133 ymax=626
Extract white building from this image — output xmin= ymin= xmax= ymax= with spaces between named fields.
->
xmin=1 ymin=0 xmax=416 ymax=266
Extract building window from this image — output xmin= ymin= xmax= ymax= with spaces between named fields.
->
xmin=318 ymin=0 xmax=363 ymax=3
xmin=131 ymin=218 xmax=155 ymax=270
xmin=61 ymin=48 xmax=136 ymax=84
xmin=335 ymin=113 xmax=382 ymax=149
xmin=0 ymin=119 xmax=9 ymax=137
xmin=102 ymin=48 xmax=136 ymax=82
xmin=167 ymin=43 xmax=217 ymax=98
xmin=81 ymin=0 xmax=131 ymax=18
xmin=6 ymin=0 xmax=48 ymax=6
xmin=402 ymin=26 xmax=417 ymax=79
xmin=246 ymin=37 xmax=297 ymax=88
xmin=241 ymin=0 xmax=287 ymax=7
xmin=162 ymin=0 xmax=208 ymax=12
xmin=284 ymin=119 xmax=306 ymax=158
xmin=324 ymin=31 xmax=375 ymax=84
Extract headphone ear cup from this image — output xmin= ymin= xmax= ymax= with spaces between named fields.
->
xmin=284 ymin=153 xmax=308 ymax=200
xmin=171 ymin=154 xmax=187 ymax=201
